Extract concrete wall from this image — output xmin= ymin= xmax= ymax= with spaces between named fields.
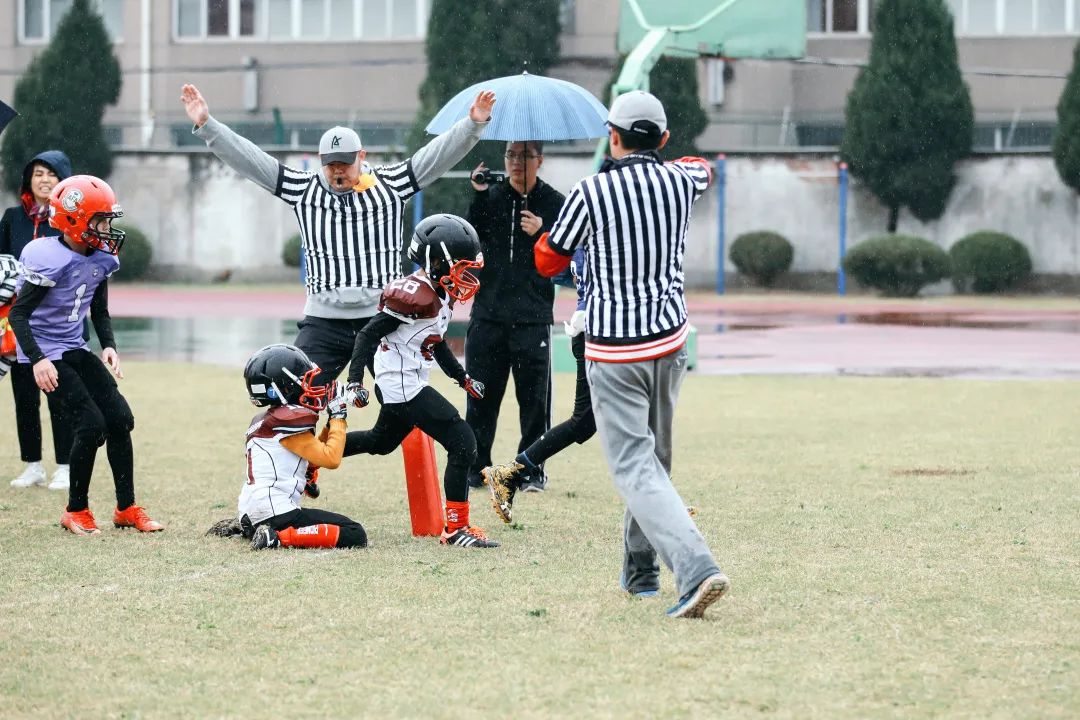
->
xmin=2 ymin=152 xmax=1077 ymax=288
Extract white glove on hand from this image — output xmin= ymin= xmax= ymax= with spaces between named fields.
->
xmin=564 ymin=309 xmax=586 ymax=338
xmin=326 ymin=382 xmax=349 ymax=420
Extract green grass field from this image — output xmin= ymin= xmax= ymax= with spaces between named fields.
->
xmin=1 ymin=364 xmax=1077 ymax=718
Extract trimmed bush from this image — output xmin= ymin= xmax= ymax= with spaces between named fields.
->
xmin=842 ymin=235 xmax=951 ymax=297
xmin=282 ymin=234 xmax=302 ymax=267
xmin=113 ymin=225 xmax=152 ymax=281
xmin=729 ymin=231 xmax=794 ymax=287
xmin=949 ymin=231 xmax=1032 ymax=294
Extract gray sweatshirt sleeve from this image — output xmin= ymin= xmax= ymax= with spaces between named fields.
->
xmin=192 ymin=116 xmax=281 ymax=194
xmin=410 ymin=117 xmax=488 ymax=190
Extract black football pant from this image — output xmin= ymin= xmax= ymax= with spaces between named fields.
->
xmin=261 ymin=508 xmax=368 ymax=548
xmin=518 ymin=333 xmax=596 ymax=469
xmin=10 ymin=361 xmax=73 ymax=465
xmin=464 ymin=319 xmax=551 ymax=485
xmin=46 ymin=349 xmax=135 ymax=513
xmin=294 ymin=315 xmax=375 ymax=387
xmin=343 ymin=385 xmax=476 ymax=503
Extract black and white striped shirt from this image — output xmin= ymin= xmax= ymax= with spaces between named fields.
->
xmin=275 ymin=161 xmax=419 ymax=296
xmin=0 ymin=254 xmax=19 ymax=305
xmin=546 ymin=152 xmax=711 ymax=362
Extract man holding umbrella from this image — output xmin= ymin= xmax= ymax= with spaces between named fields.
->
xmin=464 ymin=141 xmax=564 ymax=492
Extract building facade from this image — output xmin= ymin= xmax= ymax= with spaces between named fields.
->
xmin=0 ymin=0 xmax=1077 ymax=153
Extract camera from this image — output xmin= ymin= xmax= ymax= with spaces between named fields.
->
xmin=472 ymin=169 xmax=506 ymax=186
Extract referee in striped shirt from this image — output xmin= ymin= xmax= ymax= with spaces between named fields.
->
xmin=180 ymin=84 xmax=494 ymax=383
xmin=533 ymin=91 xmax=730 ymax=619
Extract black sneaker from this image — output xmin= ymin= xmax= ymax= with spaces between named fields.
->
xmin=250 ymin=525 xmax=281 ymax=550
xmin=439 ymin=525 xmax=500 ymax=548
xmin=482 ymin=461 xmax=524 ymax=523
xmin=519 ymin=472 xmax=547 ymax=493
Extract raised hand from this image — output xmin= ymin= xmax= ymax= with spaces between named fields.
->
xmin=469 ymin=90 xmax=496 ymax=123
xmin=180 ymin=84 xmax=210 ymax=128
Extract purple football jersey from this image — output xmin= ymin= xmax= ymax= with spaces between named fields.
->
xmin=15 ymin=237 xmax=120 ymax=362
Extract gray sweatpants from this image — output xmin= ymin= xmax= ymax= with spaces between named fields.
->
xmin=586 ymin=346 xmax=721 ymax=598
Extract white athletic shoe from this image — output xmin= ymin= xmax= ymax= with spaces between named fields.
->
xmin=48 ymin=465 xmax=70 ymax=491
xmin=10 ymin=463 xmax=47 ymax=488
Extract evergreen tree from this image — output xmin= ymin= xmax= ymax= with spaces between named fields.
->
xmin=1 ymin=0 xmax=121 ymax=194
xmin=406 ymin=0 xmax=562 ymax=222
xmin=841 ymin=0 xmax=973 ymax=231
xmin=606 ymin=56 xmax=709 ymax=159
xmin=1053 ymin=41 xmax=1080 ymax=191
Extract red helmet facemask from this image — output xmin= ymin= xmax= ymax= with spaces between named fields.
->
xmin=282 ymin=365 xmax=328 ymax=411
xmin=439 ymin=256 xmax=484 ymax=302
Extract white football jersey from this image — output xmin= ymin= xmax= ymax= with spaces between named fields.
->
xmin=237 ymin=404 xmax=319 ymax=524
xmin=374 ymin=273 xmax=453 ymax=404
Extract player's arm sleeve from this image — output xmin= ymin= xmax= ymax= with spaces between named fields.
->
xmin=279 ymin=418 xmax=347 ymax=469
xmin=347 ymin=311 xmax=403 ymax=385
xmin=89 ymin=279 xmax=115 ymax=350
xmin=8 ymin=282 xmax=49 ymax=363
xmin=409 ymin=116 xmax=489 ymax=191
xmin=192 ymin=115 xmax=283 ymax=195
xmin=433 ymin=340 xmax=466 ymax=385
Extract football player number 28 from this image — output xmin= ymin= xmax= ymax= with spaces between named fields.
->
xmin=67 ymin=283 xmax=87 ymax=322
xmin=390 ymin=278 xmax=421 ymax=295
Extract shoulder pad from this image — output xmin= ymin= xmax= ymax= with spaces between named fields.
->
xmin=266 ymin=405 xmax=318 ymax=434
xmin=380 ymin=276 xmax=441 ymax=320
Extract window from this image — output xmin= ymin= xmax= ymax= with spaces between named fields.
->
xmin=19 ymin=0 xmax=123 ymax=42
xmin=175 ymin=0 xmax=429 ymax=40
xmin=806 ymin=0 xmax=874 ymax=34
xmin=950 ymin=0 xmax=1078 ymax=34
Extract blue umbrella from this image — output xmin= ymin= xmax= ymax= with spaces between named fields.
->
xmin=425 ymin=72 xmax=608 ymax=141
xmin=0 ymin=100 xmax=17 ymax=136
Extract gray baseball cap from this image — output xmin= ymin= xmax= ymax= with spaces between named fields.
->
xmin=319 ymin=126 xmax=363 ymax=165
xmin=607 ymin=90 xmax=667 ymax=136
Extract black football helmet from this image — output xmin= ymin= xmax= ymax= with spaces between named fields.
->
xmin=407 ymin=213 xmax=484 ymax=301
xmin=243 ymin=344 xmax=327 ymax=410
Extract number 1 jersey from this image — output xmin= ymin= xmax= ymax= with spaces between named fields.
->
xmin=14 ymin=236 xmax=118 ymax=362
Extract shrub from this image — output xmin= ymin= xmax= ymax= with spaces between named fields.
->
xmin=113 ymin=224 xmax=152 ymax=281
xmin=282 ymin=234 xmax=302 ymax=267
xmin=842 ymin=234 xmax=951 ymax=297
xmin=729 ymin=231 xmax=794 ymax=287
xmin=949 ymin=231 xmax=1032 ymax=294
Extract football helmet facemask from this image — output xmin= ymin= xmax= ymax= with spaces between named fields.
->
xmin=243 ymin=344 xmax=328 ymax=411
xmin=407 ymin=213 xmax=484 ymax=302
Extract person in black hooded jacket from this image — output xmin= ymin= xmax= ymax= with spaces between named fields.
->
xmin=0 ymin=149 xmax=75 ymax=490
xmin=464 ymin=140 xmax=565 ymax=492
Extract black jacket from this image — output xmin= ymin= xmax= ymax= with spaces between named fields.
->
xmin=0 ymin=150 xmax=73 ymax=259
xmin=466 ymin=178 xmax=565 ymax=325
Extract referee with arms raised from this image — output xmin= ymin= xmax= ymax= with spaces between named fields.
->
xmin=533 ymin=91 xmax=729 ymax=619
xmin=180 ymin=83 xmax=494 ymax=383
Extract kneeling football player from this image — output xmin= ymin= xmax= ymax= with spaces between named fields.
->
xmin=344 ymin=214 xmax=497 ymax=548
xmin=237 ymin=343 xmax=367 ymax=551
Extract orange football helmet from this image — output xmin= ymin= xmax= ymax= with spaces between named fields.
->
xmin=48 ymin=175 xmax=126 ymax=255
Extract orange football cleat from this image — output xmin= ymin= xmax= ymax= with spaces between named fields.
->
xmin=113 ymin=505 xmax=165 ymax=532
xmin=61 ymin=508 xmax=101 ymax=536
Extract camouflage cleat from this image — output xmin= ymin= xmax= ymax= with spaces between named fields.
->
xmin=482 ymin=461 xmax=524 ymax=524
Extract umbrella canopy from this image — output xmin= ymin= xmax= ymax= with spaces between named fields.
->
xmin=0 ymin=100 xmax=17 ymax=136
xmin=425 ymin=72 xmax=608 ymax=141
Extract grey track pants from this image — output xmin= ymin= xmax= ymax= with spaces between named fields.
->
xmin=586 ymin=346 xmax=721 ymax=598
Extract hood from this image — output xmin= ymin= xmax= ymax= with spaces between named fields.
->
xmin=20 ymin=150 xmax=73 ymax=194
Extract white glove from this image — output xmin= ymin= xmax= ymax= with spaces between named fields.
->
xmin=563 ymin=309 xmax=586 ymax=338
xmin=326 ymin=382 xmax=349 ymax=420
